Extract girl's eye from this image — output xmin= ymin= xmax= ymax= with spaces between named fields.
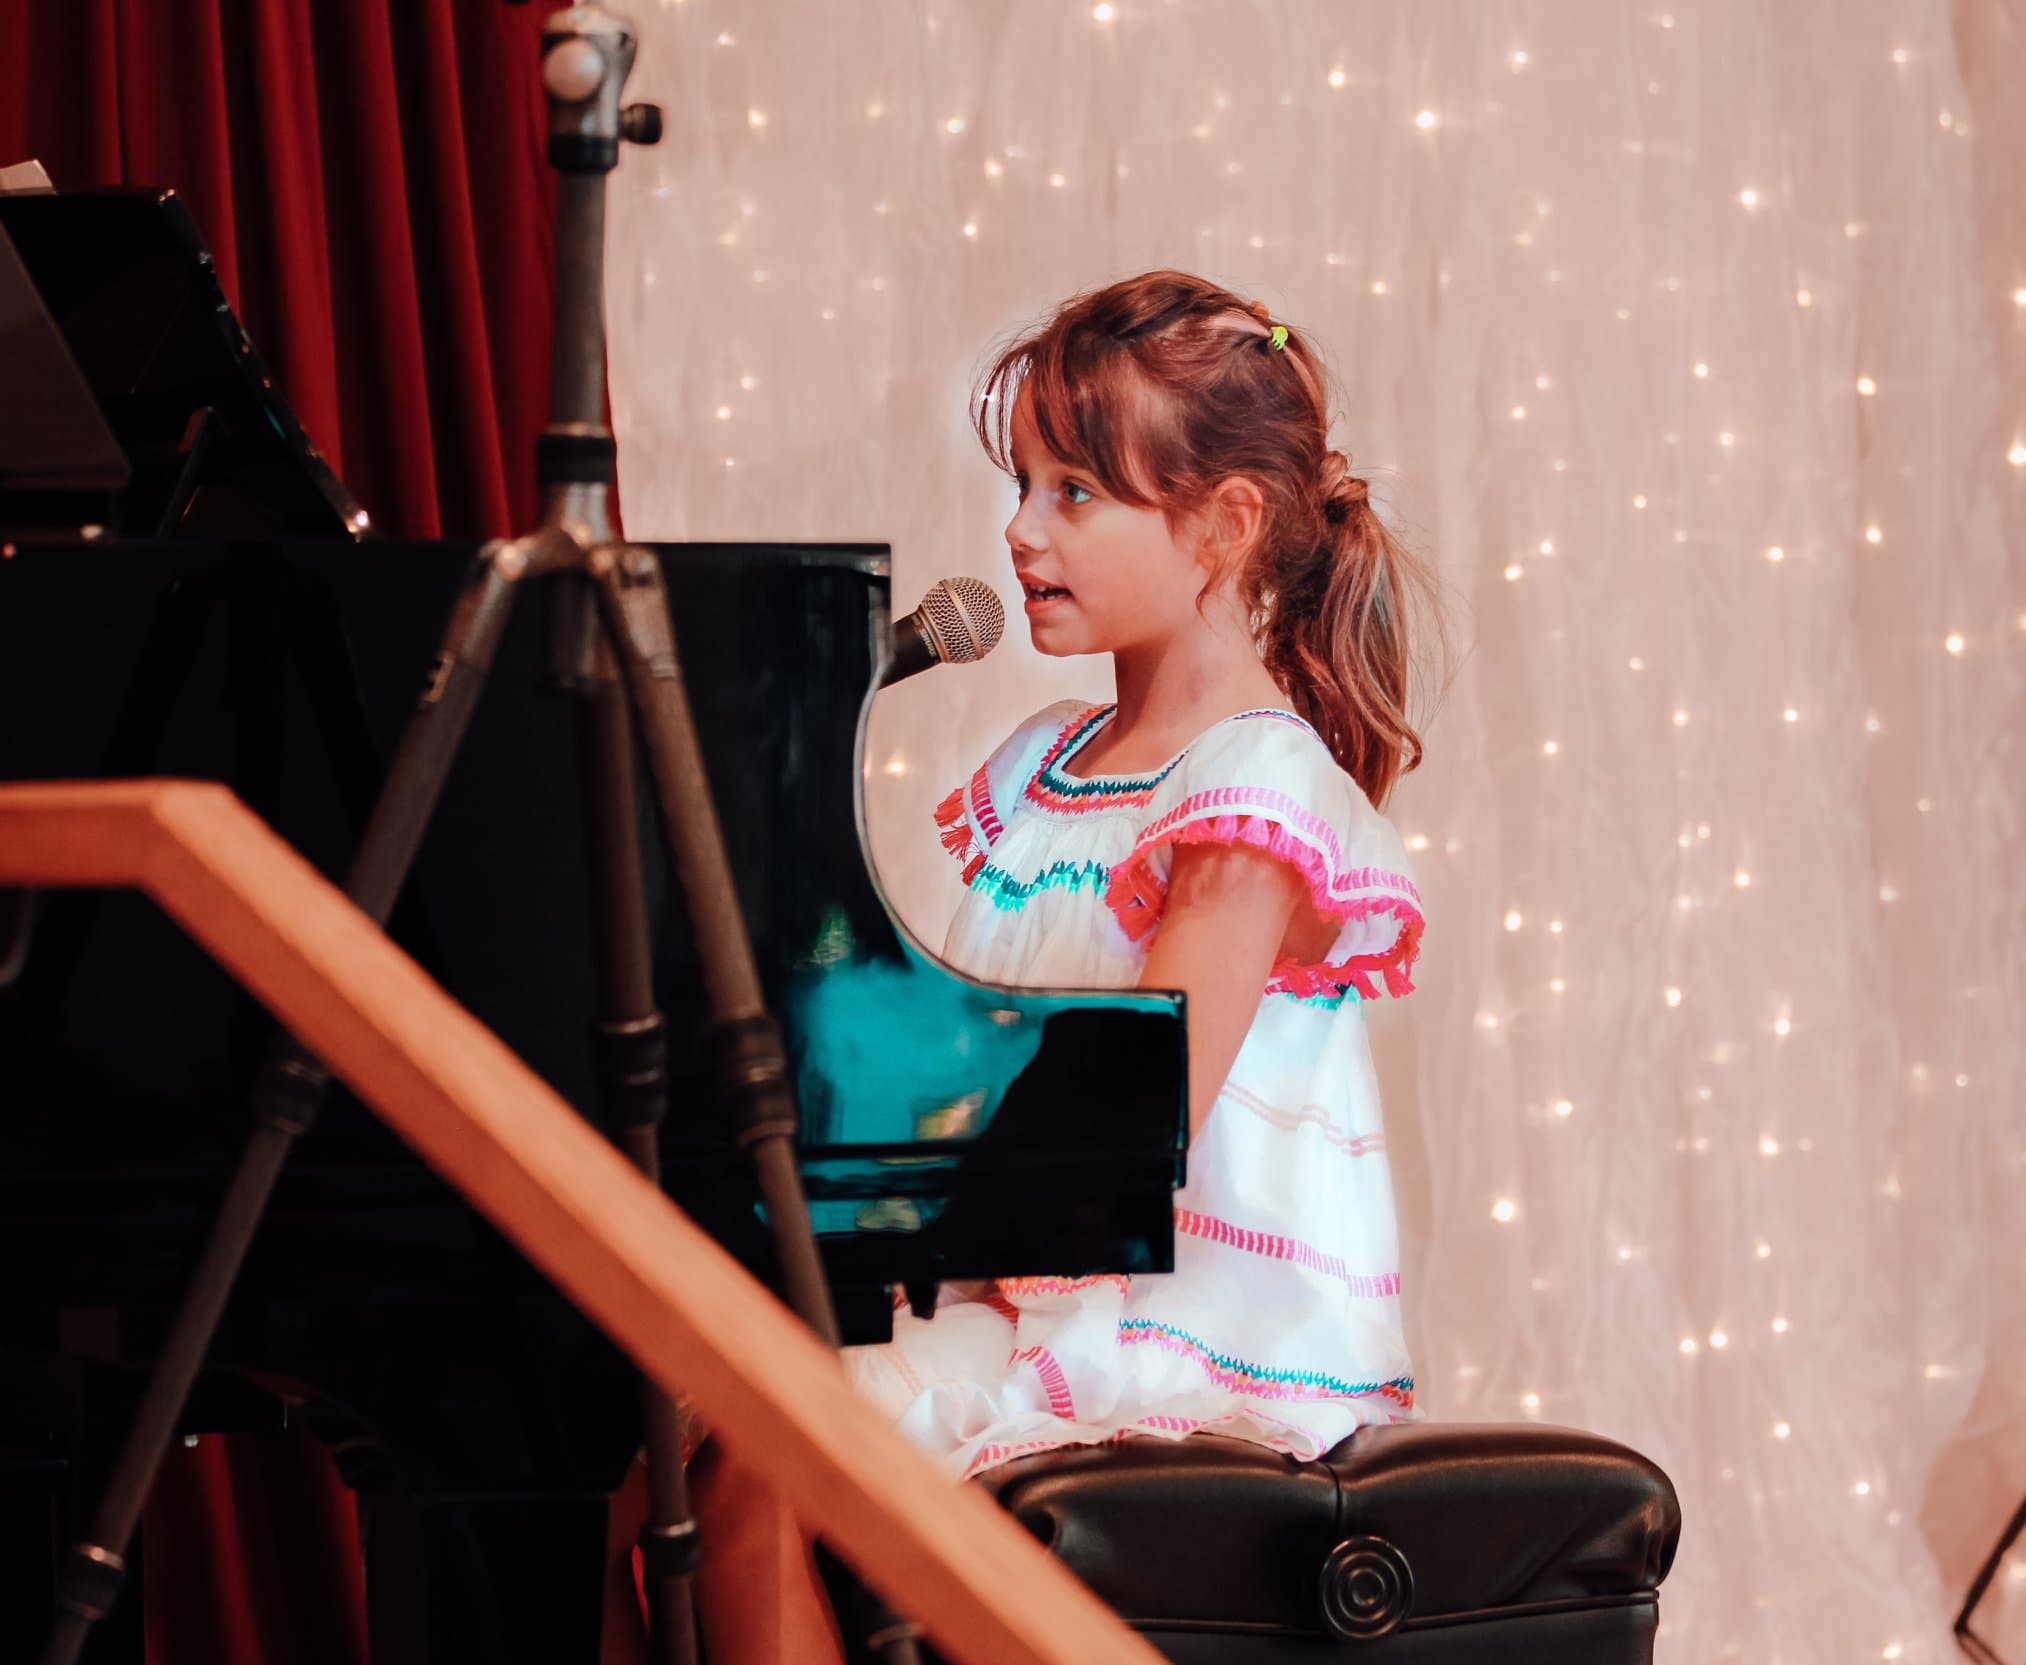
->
xmin=1015 ymin=474 xmax=1093 ymax=507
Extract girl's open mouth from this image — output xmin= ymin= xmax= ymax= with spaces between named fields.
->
xmin=1022 ymin=582 xmax=1071 ymax=602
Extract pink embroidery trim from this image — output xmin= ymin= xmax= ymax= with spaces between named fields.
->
xmin=932 ymin=785 xmax=986 ymax=885
xmin=968 ymin=763 xmax=1004 ymax=845
xmin=1218 ymin=1081 xmax=1388 ymax=1159
xmin=997 ymin=1272 xmax=1133 ymax=1300
xmin=1104 ymin=807 xmax=1425 ymax=999
xmin=962 ymin=1429 xmax=1125 ymax=1478
xmin=1177 ymin=1207 xmax=1403 ymax=1300
xmin=1012 ymin=1346 xmax=1078 ymax=1420
xmin=1022 ymin=705 xmax=1163 ymax=814
xmin=979 ymin=1289 xmax=1022 ymax=1326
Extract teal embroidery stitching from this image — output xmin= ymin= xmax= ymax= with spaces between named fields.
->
xmin=971 ymin=858 xmax=1114 ymax=911
xmin=1117 ymin=1318 xmax=1414 ymax=1397
xmin=1036 ymin=709 xmax=1183 ymax=799
xmin=1274 ymin=984 xmax=1360 ymax=1009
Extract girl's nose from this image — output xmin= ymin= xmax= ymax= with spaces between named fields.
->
xmin=1006 ymin=492 xmax=1048 ymax=551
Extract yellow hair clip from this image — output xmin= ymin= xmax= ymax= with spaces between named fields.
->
xmin=1268 ymin=325 xmax=1290 ymax=352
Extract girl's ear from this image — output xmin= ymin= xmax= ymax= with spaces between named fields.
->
xmin=1197 ymin=475 xmax=1267 ymax=576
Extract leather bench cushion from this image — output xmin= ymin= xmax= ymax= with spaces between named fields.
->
xmin=974 ymin=1421 xmax=1682 ymax=1634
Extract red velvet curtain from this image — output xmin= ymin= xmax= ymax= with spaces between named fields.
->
xmin=0 ymin=0 xmax=556 ymax=538
xmin=3 ymin=2 xmax=560 ymax=1659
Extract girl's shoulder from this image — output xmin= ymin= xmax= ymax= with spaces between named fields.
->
xmin=933 ymin=699 xmax=1097 ymax=882
xmin=997 ymin=697 xmax=1100 ymax=758
xmin=1111 ymin=709 xmax=1429 ymax=1000
xmin=979 ymin=698 xmax=1098 ymax=796
xmin=1159 ymin=706 xmax=1367 ymax=815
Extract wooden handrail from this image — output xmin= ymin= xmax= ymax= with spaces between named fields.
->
xmin=0 ymin=781 xmax=1163 ymax=1665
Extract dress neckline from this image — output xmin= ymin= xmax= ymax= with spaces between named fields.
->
xmin=1053 ymin=702 xmax=1314 ymax=786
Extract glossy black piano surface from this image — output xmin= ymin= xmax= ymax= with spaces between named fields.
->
xmin=0 ymin=534 xmax=1187 ymax=1317
xmin=0 ymin=536 xmax=1186 ymax=1658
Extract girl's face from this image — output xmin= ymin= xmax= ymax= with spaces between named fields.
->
xmin=1003 ymin=386 xmax=1211 ymax=658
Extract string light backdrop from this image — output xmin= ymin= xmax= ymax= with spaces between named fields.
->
xmin=604 ymin=2 xmax=2026 ymax=1658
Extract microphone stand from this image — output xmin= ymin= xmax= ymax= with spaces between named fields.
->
xmin=39 ymin=8 xmax=923 ymax=1664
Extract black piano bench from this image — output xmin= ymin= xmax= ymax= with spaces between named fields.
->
xmin=936 ymin=1421 xmax=1683 ymax=1664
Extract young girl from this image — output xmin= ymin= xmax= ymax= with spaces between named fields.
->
xmin=689 ymin=269 xmax=1447 ymax=1663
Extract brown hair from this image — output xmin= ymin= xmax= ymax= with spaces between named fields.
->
xmin=972 ymin=269 xmax=1452 ymax=809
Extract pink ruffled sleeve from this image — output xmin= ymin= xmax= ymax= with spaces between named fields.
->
xmin=1103 ymin=718 xmax=1426 ymax=1001
xmin=933 ymin=699 xmax=1093 ymax=888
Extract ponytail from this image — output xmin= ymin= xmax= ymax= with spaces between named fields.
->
xmin=1253 ymin=454 xmax=1446 ymax=810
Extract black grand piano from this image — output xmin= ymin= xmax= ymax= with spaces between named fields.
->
xmin=0 ymin=535 xmax=1188 ymax=1659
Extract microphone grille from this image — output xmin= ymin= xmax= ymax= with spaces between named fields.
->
xmin=919 ymin=576 xmax=1005 ymax=664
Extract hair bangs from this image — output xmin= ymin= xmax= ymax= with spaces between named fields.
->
xmin=974 ymin=322 xmax=1172 ymax=513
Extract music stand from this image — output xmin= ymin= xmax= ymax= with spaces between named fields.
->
xmin=0 ymin=186 xmax=369 ymax=540
xmin=0 ymin=211 xmax=128 ymax=535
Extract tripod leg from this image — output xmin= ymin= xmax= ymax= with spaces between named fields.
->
xmin=585 ymin=543 xmax=841 ymax=1348
xmin=586 ymin=546 xmax=930 ymax=1665
xmin=571 ymin=655 xmax=700 ymax=1665
xmin=37 ymin=539 xmax=536 ymax=1665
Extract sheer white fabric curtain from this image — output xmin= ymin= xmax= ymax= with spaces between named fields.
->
xmin=605 ymin=2 xmax=2026 ymax=1657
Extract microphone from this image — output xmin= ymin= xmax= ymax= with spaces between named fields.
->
xmin=880 ymin=576 xmax=1005 ymax=686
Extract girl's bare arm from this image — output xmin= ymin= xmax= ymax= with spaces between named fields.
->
xmin=1136 ymin=840 xmax=1307 ymax=1140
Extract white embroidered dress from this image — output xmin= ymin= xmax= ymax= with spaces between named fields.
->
xmin=841 ymin=699 xmax=1428 ymax=1479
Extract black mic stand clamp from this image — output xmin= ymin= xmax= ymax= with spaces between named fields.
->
xmin=39 ymin=7 xmax=922 ymax=1664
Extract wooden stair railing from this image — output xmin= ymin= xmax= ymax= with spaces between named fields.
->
xmin=0 ymin=781 xmax=1163 ymax=1665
